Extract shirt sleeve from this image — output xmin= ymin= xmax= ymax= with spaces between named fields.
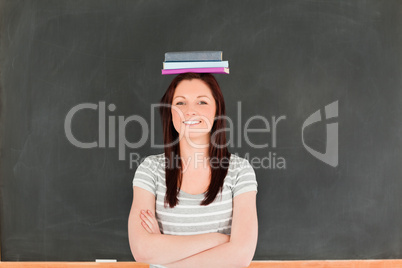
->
xmin=132 ymin=156 xmax=158 ymax=196
xmin=233 ymin=159 xmax=258 ymax=197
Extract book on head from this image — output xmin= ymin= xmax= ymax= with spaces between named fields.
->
xmin=164 ymin=51 xmax=223 ymax=62
xmin=161 ymin=67 xmax=229 ymax=75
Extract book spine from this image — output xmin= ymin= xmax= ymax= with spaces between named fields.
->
xmin=163 ymin=61 xmax=229 ymax=69
xmin=165 ymin=51 xmax=222 ymax=62
xmin=161 ymin=67 xmax=229 ymax=75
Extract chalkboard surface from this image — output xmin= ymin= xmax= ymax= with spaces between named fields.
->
xmin=1 ymin=0 xmax=401 ymax=261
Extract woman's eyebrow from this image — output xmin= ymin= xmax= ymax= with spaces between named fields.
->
xmin=173 ymin=95 xmax=211 ymax=100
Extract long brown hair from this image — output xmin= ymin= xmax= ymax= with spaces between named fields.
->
xmin=159 ymin=73 xmax=231 ymax=208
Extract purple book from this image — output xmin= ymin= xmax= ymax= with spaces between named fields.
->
xmin=162 ymin=67 xmax=229 ymax=75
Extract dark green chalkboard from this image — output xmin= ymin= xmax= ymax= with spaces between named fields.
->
xmin=1 ymin=0 xmax=401 ymax=261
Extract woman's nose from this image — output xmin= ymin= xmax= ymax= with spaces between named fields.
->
xmin=184 ymin=104 xmax=197 ymax=116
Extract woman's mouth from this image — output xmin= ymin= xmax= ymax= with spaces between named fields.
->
xmin=183 ymin=120 xmax=202 ymax=126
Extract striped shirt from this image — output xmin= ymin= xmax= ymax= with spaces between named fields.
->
xmin=132 ymin=153 xmax=257 ymax=268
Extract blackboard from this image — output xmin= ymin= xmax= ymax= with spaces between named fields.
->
xmin=1 ymin=0 xmax=401 ymax=261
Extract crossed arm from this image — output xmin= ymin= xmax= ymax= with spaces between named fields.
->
xmin=128 ymin=186 xmax=258 ymax=268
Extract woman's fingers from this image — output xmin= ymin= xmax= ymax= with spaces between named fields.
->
xmin=140 ymin=211 xmax=153 ymax=227
xmin=146 ymin=210 xmax=157 ymax=225
xmin=140 ymin=210 xmax=160 ymax=234
xmin=147 ymin=210 xmax=160 ymax=232
xmin=141 ymin=220 xmax=152 ymax=233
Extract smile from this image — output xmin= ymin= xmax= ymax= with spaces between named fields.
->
xmin=183 ymin=120 xmax=202 ymax=125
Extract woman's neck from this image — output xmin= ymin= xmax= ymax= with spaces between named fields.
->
xmin=179 ymin=138 xmax=210 ymax=171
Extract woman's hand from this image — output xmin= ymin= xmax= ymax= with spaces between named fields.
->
xmin=140 ymin=209 xmax=161 ymax=234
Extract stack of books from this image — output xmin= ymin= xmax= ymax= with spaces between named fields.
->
xmin=162 ymin=51 xmax=229 ymax=75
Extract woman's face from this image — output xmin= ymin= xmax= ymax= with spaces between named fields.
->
xmin=171 ymin=79 xmax=217 ymax=142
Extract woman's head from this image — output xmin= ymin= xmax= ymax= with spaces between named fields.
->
xmin=159 ymin=73 xmax=231 ymax=207
xmin=171 ymin=79 xmax=216 ymax=143
xmin=160 ymin=73 xmax=227 ymax=151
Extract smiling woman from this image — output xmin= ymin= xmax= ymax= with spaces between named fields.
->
xmin=128 ymin=73 xmax=258 ymax=268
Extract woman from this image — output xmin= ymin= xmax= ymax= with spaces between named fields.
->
xmin=128 ymin=73 xmax=258 ymax=268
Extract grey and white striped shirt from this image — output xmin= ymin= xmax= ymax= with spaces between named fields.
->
xmin=132 ymin=153 xmax=257 ymax=267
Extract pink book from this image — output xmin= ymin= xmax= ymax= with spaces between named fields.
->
xmin=162 ymin=67 xmax=229 ymax=75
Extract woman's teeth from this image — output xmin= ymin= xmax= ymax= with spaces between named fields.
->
xmin=183 ymin=120 xmax=201 ymax=125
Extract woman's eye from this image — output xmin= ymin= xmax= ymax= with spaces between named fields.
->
xmin=175 ymin=101 xmax=207 ymax=105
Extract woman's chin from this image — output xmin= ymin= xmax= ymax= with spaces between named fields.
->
xmin=181 ymin=132 xmax=210 ymax=144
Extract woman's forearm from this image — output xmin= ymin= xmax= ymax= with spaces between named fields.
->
xmin=161 ymin=241 xmax=247 ymax=268
xmin=136 ymin=231 xmax=230 ymax=264
xmin=128 ymin=205 xmax=230 ymax=264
